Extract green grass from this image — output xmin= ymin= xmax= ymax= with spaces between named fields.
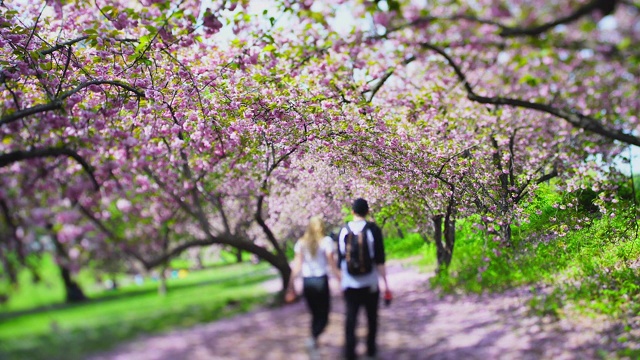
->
xmin=384 ymin=233 xmax=438 ymax=273
xmin=404 ymin=183 xmax=640 ymax=357
xmin=0 ymin=262 xmax=276 ymax=360
xmin=384 ymin=233 xmax=428 ymax=259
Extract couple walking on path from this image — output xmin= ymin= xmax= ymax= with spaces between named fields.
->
xmin=289 ymin=198 xmax=391 ymax=360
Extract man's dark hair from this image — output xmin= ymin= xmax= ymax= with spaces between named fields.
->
xmin=352 ymin=198 xmax=369 ymax=216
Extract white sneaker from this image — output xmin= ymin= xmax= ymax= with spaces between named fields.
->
xmin=305 ymin=337 xmax=317 ymax=350
xmin=305 ymin=337 xmax=320 ymax=359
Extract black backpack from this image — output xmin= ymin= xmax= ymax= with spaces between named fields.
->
xmin=342 ymin=223 xmax=374 ymax=275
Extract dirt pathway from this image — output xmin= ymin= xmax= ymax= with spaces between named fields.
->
xmin=90 ymin=261 xmax=621 ymax=360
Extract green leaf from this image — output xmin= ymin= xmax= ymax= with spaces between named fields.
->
xmin=519 ymin=74 xmax=539 ymax=87
xmin=580 ymin=21 xmax=596 ymax=33
xmin=387 ymin=0 xmax=402 ymax=12
xmin=39 ymin=62 xmax=53 ymax=71
xmin=617 ymin=37 xmax=631 ymax=51
xmin=135 ymin=34 xmax=152 ymax=56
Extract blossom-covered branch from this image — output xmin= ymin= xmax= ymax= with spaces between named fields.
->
xmin=0 ymin=80 xmax=144 ymax=126
xmin=420 ymin=42 xmax=640 ymax=147
xmin=0 ymin=147 xmax=98 ymax=189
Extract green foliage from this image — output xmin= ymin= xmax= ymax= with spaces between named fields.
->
xmin=218 ymin=248 xmax=254 ymax=263
xmin=414 ymin=181 xmax=640 ymax=354
xmin=384 ymin=233 xmax=428 ymax=259
xmin=528 ymin=287 xmax=564 ymax=319
xmin=2 ymin=255 xmax=90 ymax=311
xmin=616 ymin=174 xmax=640 ymax=204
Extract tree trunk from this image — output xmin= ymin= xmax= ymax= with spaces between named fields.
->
xmin=432 ymin=215 xmax=446 ymax=273
xmin=234 ymin=241 xmax=291 ymax=299
xmin=158 ymin=266 xmax=167 ymax=296
xmin=235 ymin=248 xmax=243 ymax=263
xmin=194 ymin=249 xmax=204 ymax=270
xmin=110 ymin=274 xmax=118 ymax=290
xmin=395 ymin=222 xmax=404 ymax=239
xmin=0 ymin=248 xmax=18 ymax=285
xmin=443 ymin=215 xmax=456 ymax=267
xmin=275 ymin=258 xmax=292 ymax=296
xmin=501 ymin=223 xmax=512 ymax=246
xmin=420 ymin=233 xmax=431 ymax=244
xmin=49 ymin=227 xmax=87 ymax=303
xmin=432 ymin=212 xmax=456 ymax=273
xmin=60 ymin=266 xmax=87 ymax=303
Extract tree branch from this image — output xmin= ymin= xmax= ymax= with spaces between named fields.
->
xmin=535 ymin=167 xmax=559 ymax=184
xmin=142 ymin=233 xmax=284 ymax=270
xmin=394 ymin=0 xmax=617 ymax=38
xmin=420 ymin=42 xmax=640 ymax=147
xmin=365 ymin=55 xmax=416 ymax=102
xmin=143 ymin=167 xmax=196 ymax=218
xmin=40 ymin=36 xmax=89 ymax=55
xmin=0 ymin=80 xmax=144 ymax=127
xmin=0 ymin=101 xmax=63 ymax=127
xmin=499 ymin=0 xmax=615 ymax=37
xmin=0 ymin=147 xmax=99 ymax=190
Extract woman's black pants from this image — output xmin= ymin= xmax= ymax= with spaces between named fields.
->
xmin=302 ymin=275 xmax=330 ymax=339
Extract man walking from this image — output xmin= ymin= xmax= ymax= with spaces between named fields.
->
xmin=338 ymin=198 xmax=390 ymax=360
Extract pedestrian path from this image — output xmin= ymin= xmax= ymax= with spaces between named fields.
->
xmin=90 ymin=261 xmax=620 ymax=360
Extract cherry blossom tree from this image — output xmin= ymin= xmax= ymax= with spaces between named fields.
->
xmin=3 ymin=0 xmax=639 ymax=300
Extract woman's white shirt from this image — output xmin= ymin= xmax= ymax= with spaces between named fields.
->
xmin=294 ymin=236 xmax=334 ymax=278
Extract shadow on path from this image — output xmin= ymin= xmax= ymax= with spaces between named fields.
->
xmin=89 ymin=261 xmax=622 ymax=360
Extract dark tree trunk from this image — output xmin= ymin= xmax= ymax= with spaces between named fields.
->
xmin=158 ymin=264 xmax=168 ymax=296
xmin=500 ymin=223 xmax=512 ymax=246
xmin=49 ymin=226 xmax=87 ymax=303
xmin=194 ymin=250 xmax=204 ymax=270
xmin=275 ymin=257 xmax=292 ymax=296
xmin=235 ymin=248 xmax=243 ymax=263
xmin=110 ymin=274 xmax=118 ymax=290
xmin=443 ymin=214 xmax=456 ymax=267
xmin=432 ymin=210 xmax=456 ymax=273
xmin=238 ymin=242 xmax=291 ymax=300
xmin=158 ymin=229 xmax=170 ymax=296
xmin=60 ymin=266 xmax=87 ymax=303
xmin=0 ymin=249 xmax=18 ymax=285
xmin=420 ymin=233 xmax=431 ymax=244
xmin=432 ymin=215 xmax=446 ymax=273
xmin=395 ymin=222 xmax=404 ymax=239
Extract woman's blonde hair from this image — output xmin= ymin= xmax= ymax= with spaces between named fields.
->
xmin=300 ymin=215 xmax=325 ymax=257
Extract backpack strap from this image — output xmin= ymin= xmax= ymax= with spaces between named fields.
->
xmin=337 ymin=222 xmax=349 ymax=267
xmin=360 ymin=222 xmax=373 ymax=258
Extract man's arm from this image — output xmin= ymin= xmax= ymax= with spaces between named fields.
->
xmin=369 ymin=222 xmax=386 ymax=264
xmin=368 ymin=222 xmax=389 ymax=293
xmin=377 ymin=263 xmax=389 ymax=293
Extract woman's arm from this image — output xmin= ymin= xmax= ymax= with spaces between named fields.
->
xmin=325 ymin=247 xmax=341 ymax=282
xmin=289 ymin=244 xmax=303 ymax=289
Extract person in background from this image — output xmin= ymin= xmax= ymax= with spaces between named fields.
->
xmin=338 ymin=198 xmax=390 ymax=360
xmin=289 ymin=215 xmax=341 ymax=355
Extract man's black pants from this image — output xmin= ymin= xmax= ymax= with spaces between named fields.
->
xmin=344 ymin=286 xmax=380 ymax=360
xmin=303 ymin=275 xmax=330 ymax=339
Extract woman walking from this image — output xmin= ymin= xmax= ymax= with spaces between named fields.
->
xmin=289 ymin=216 xmax=341 ymax=354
